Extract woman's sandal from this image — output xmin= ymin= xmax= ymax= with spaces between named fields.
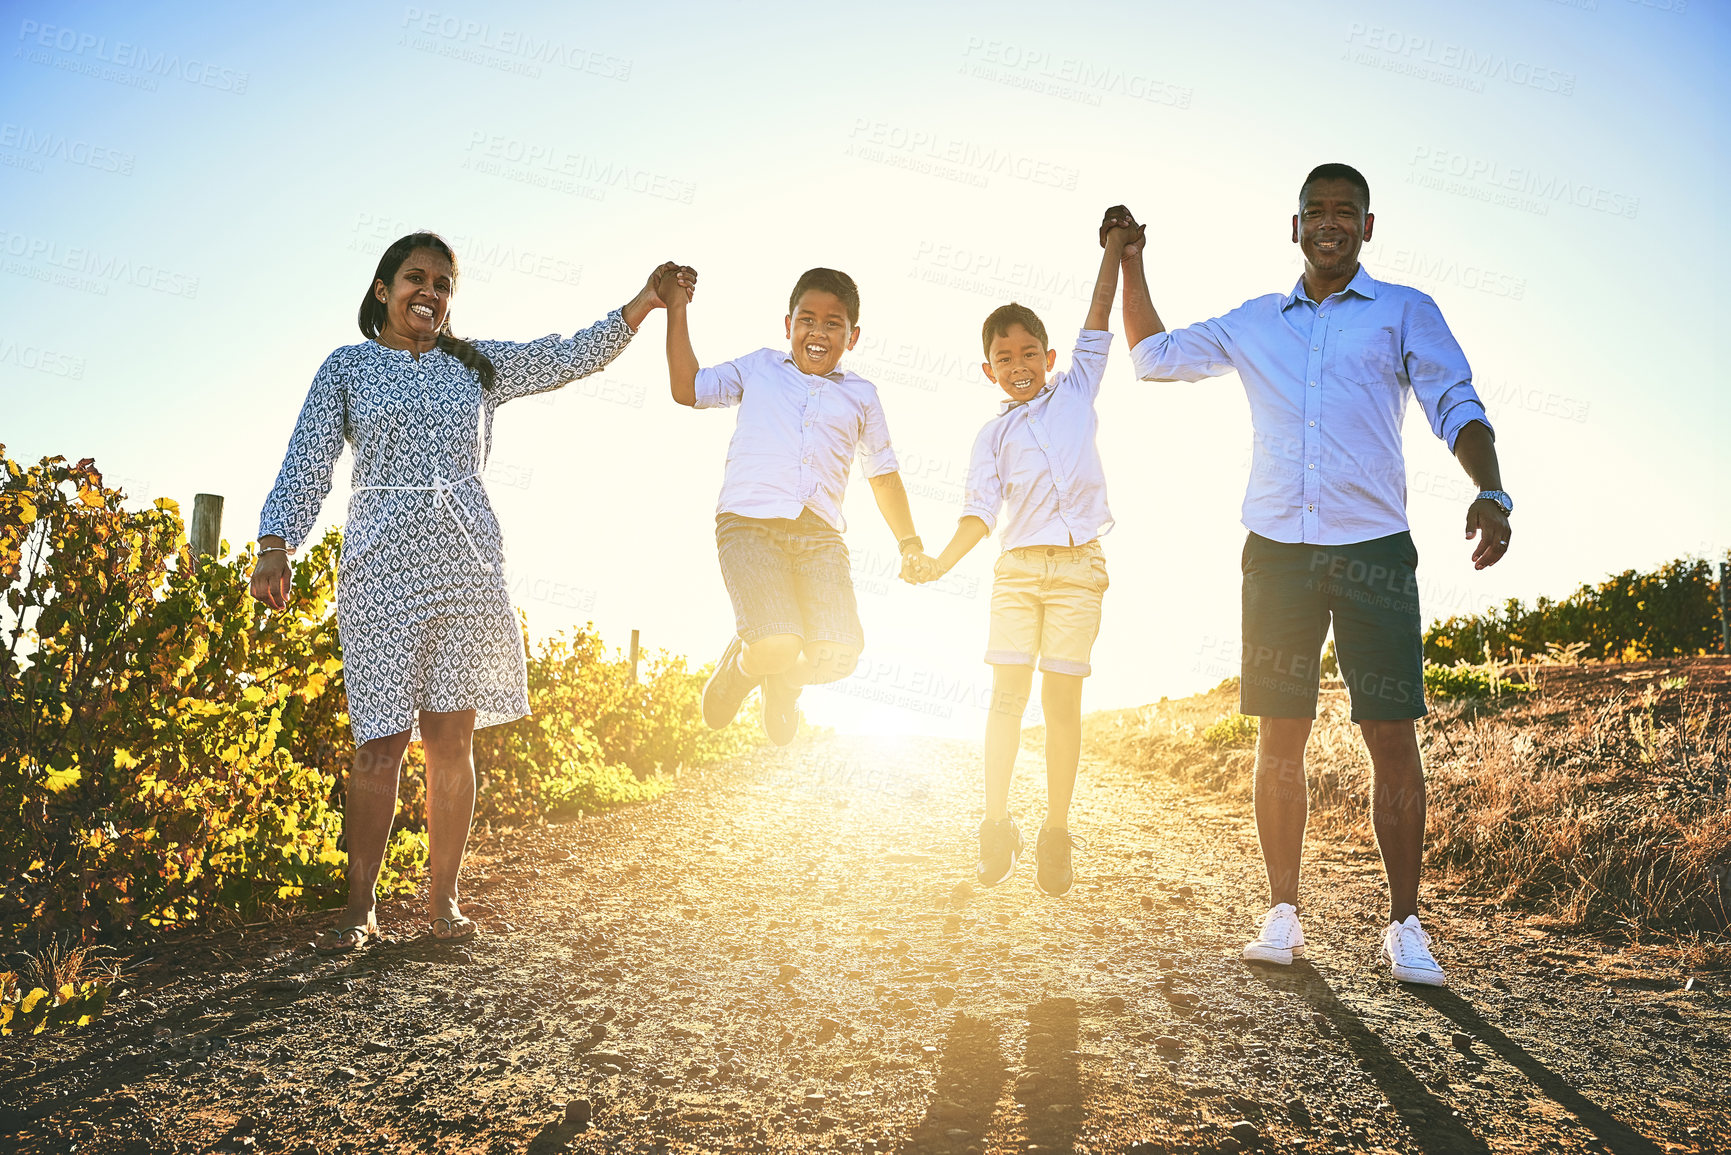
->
xmin=429 ymin=916 xmax=478 ymax=943
xmin=313 ymin=924 xmax=376 ymax=955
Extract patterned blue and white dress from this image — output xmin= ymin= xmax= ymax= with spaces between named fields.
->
xmin=259 ymin=311 xmax=635 ymax=744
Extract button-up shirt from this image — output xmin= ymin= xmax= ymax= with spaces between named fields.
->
xmin=694 ymin=347 xmax=900 ymax=531
xmin=1130 ymin=266 xmax=1491 ymax=546
xmin=963 ymin=329 xmax=1114 ymax=550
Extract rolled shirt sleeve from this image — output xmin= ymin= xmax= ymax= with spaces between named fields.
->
xmin=1130 ymin=314 xmax=1238 ymax=382
xmin=693 ymin=357 xmax=747 ymax=410
xmin=1062 ymin=328 xmax=1114 ymax=399
xmin=1404 ymin=295 xmax=1493 ymax=450
xmin=960 ymin=423 xmax=1003 ymax=532
xmin=258 ymin=353 xmax=347 ymax=549
xmin=855 ymin=388 xmax=899 ymax=478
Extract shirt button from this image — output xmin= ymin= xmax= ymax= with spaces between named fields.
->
xmin=1309 ymin=381 xmax=1317 ymax=387
xmin=1308 ymin=503 xmax=1315 ymax=511
xmin=1308 ymin=420 xmax=1316 ymax=427
xmin=1312 ymin=345 xmax=1319 ymax=351
xmin=1307 ymin=463 xmax=1315 ymax=469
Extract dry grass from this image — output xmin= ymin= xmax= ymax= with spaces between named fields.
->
xmin=1083 ymin=659 xmax=1731 ymax=941
xmin=13 ymin=936 xmax=120 ymax=996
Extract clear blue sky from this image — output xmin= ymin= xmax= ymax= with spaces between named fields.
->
xmin=4 ymin=0 xmax=1726 ymax=737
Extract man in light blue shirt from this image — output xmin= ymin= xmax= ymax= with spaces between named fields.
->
xmin=1117 ymin=165 xmax=1514 ymax=987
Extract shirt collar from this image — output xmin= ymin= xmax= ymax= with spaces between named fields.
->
xmin=999 ymin=381 xmax=1055 ymax=415
xmin=780 ymin=352 xmax=845 ymax=382
xmin=1281 ymin=264 xmax=1380 ymax=310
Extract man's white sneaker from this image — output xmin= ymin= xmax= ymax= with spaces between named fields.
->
xmin=1242 ymin=902 xmax=1306 ymax=964
xmin=1381 ymin=915 xmax=1448 ymax=986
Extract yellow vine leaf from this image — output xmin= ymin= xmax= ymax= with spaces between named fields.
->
xmin=43 ymin=766 xmax=81 ymax=794
xmin=113 ymin=748 xmax=139 ymax=770
xmin=19 ymin=989 xmax=48 ymax=1015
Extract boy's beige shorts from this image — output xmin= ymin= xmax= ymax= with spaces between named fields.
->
xmin=983 ymin=541 xmax=1108 ymax=677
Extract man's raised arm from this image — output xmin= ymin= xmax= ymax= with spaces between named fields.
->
xmin=1102 ymin=206 xmax=1165 ymax=348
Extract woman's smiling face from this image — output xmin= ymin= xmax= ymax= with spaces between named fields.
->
xmin=375 ymin=247 xmax=454 ymax=345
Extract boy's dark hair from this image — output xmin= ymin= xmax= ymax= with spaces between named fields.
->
xmin=788 ymin=268 xmax=860 ymax=327
xmin=981 ymin=302 xmax=1048 ymax=357
xmin=1300 ymin=163 xmax=1370 ymax=213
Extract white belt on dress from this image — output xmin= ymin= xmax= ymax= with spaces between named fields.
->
xmin=350 ymin=473 xmax=490 ymax=567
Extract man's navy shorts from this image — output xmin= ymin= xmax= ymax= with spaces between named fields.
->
xmin=1239 ymin=530 xmax=1427 ymax=721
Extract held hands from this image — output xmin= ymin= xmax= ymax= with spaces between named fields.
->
xmin=899 ymin=550 xmax=943 ymax=585
xmin=647 ymin=261 xmax=698 ymax=309
xmin=1465 ymin=500 xmax=1511 ymax=570
xmin=249 ymin=548 xmax=292 ymax=611
xmin=1099 ymin=205 xmax=1145 ymax=260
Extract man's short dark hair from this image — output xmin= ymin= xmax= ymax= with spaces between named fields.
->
xmin=788 ymin=268 xmax=860 ymax=327
xmin=981 ymin=302 xmax=1048 ymax=357
xmin=1300 ymin=163 xmax=1370 ymax=213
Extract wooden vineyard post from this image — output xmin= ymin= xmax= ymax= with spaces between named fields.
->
xmin=629 ymin=628 xmax=641 ymax=684
xmin=190 ymin=493 xmax=224 ymax=558
xmin=1719 ymin=562 xmax=1729 ymax=656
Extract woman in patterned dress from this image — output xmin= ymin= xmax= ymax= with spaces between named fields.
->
xmin=250 ymin=232 xmax=694 ymax=952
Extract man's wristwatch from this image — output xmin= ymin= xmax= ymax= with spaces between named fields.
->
xmin=898 ymin=535 xmax=924 ymax=556
xmin=1475 ymin=490 xmax=1514 ymax=515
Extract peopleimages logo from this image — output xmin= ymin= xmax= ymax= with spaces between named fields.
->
xmin=1408 ymin=146 xmax=1639 ymax=219
xmin=959 ymin=38 xmax=1193 ymax=109
xmin=1344 ymin=23 xmax=1576 ymax=96
xmin=463 ymin=132 xmax=696 ymax=204
xmin=400 ymin=8 xmax=631 ymax=80
xmin=0 ymin=124 xmax=134 ymax=175
xmin=1380 ymin=247 xmax=1527 ymax=301
xmin=0 ymin=231 xmax=200 ymax=298
xmin=0 ymin=337 xmax=86 ymax=379
xmin=910 ymin=240 xmax=1094 ymax=307
xmin=16 ymin=20 xmax=250 ymax=93
xmin=847 ymin=119 xmax=1081 ymax=191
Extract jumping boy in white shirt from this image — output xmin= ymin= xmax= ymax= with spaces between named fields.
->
xmin=662 ymin=266 xmax=931 ymax=744
xmin=920 ymin=215 xmax=1138 ymax=896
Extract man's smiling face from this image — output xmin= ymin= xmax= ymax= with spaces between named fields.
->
xmin=785 ymin=289 xmax=858 ymax=376
xmin=1292 ymin=177 xmax=1373 ymax=281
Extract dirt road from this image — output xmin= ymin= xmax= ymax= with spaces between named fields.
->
xmin=2 ymin=733 xmax=1723 ymax=1153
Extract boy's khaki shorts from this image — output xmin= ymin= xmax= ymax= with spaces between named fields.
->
xmin=984 ymin=541 xmax=1108 ymax=677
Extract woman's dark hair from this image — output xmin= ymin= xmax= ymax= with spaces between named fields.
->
xmin=358 ymin=232 xmax=495 ymax=390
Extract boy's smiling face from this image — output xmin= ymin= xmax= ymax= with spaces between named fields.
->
xmin=982 ymin=322 xmax=1058 ymax=403
xmin=785 ymin=289 xmax=859 ymax=377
